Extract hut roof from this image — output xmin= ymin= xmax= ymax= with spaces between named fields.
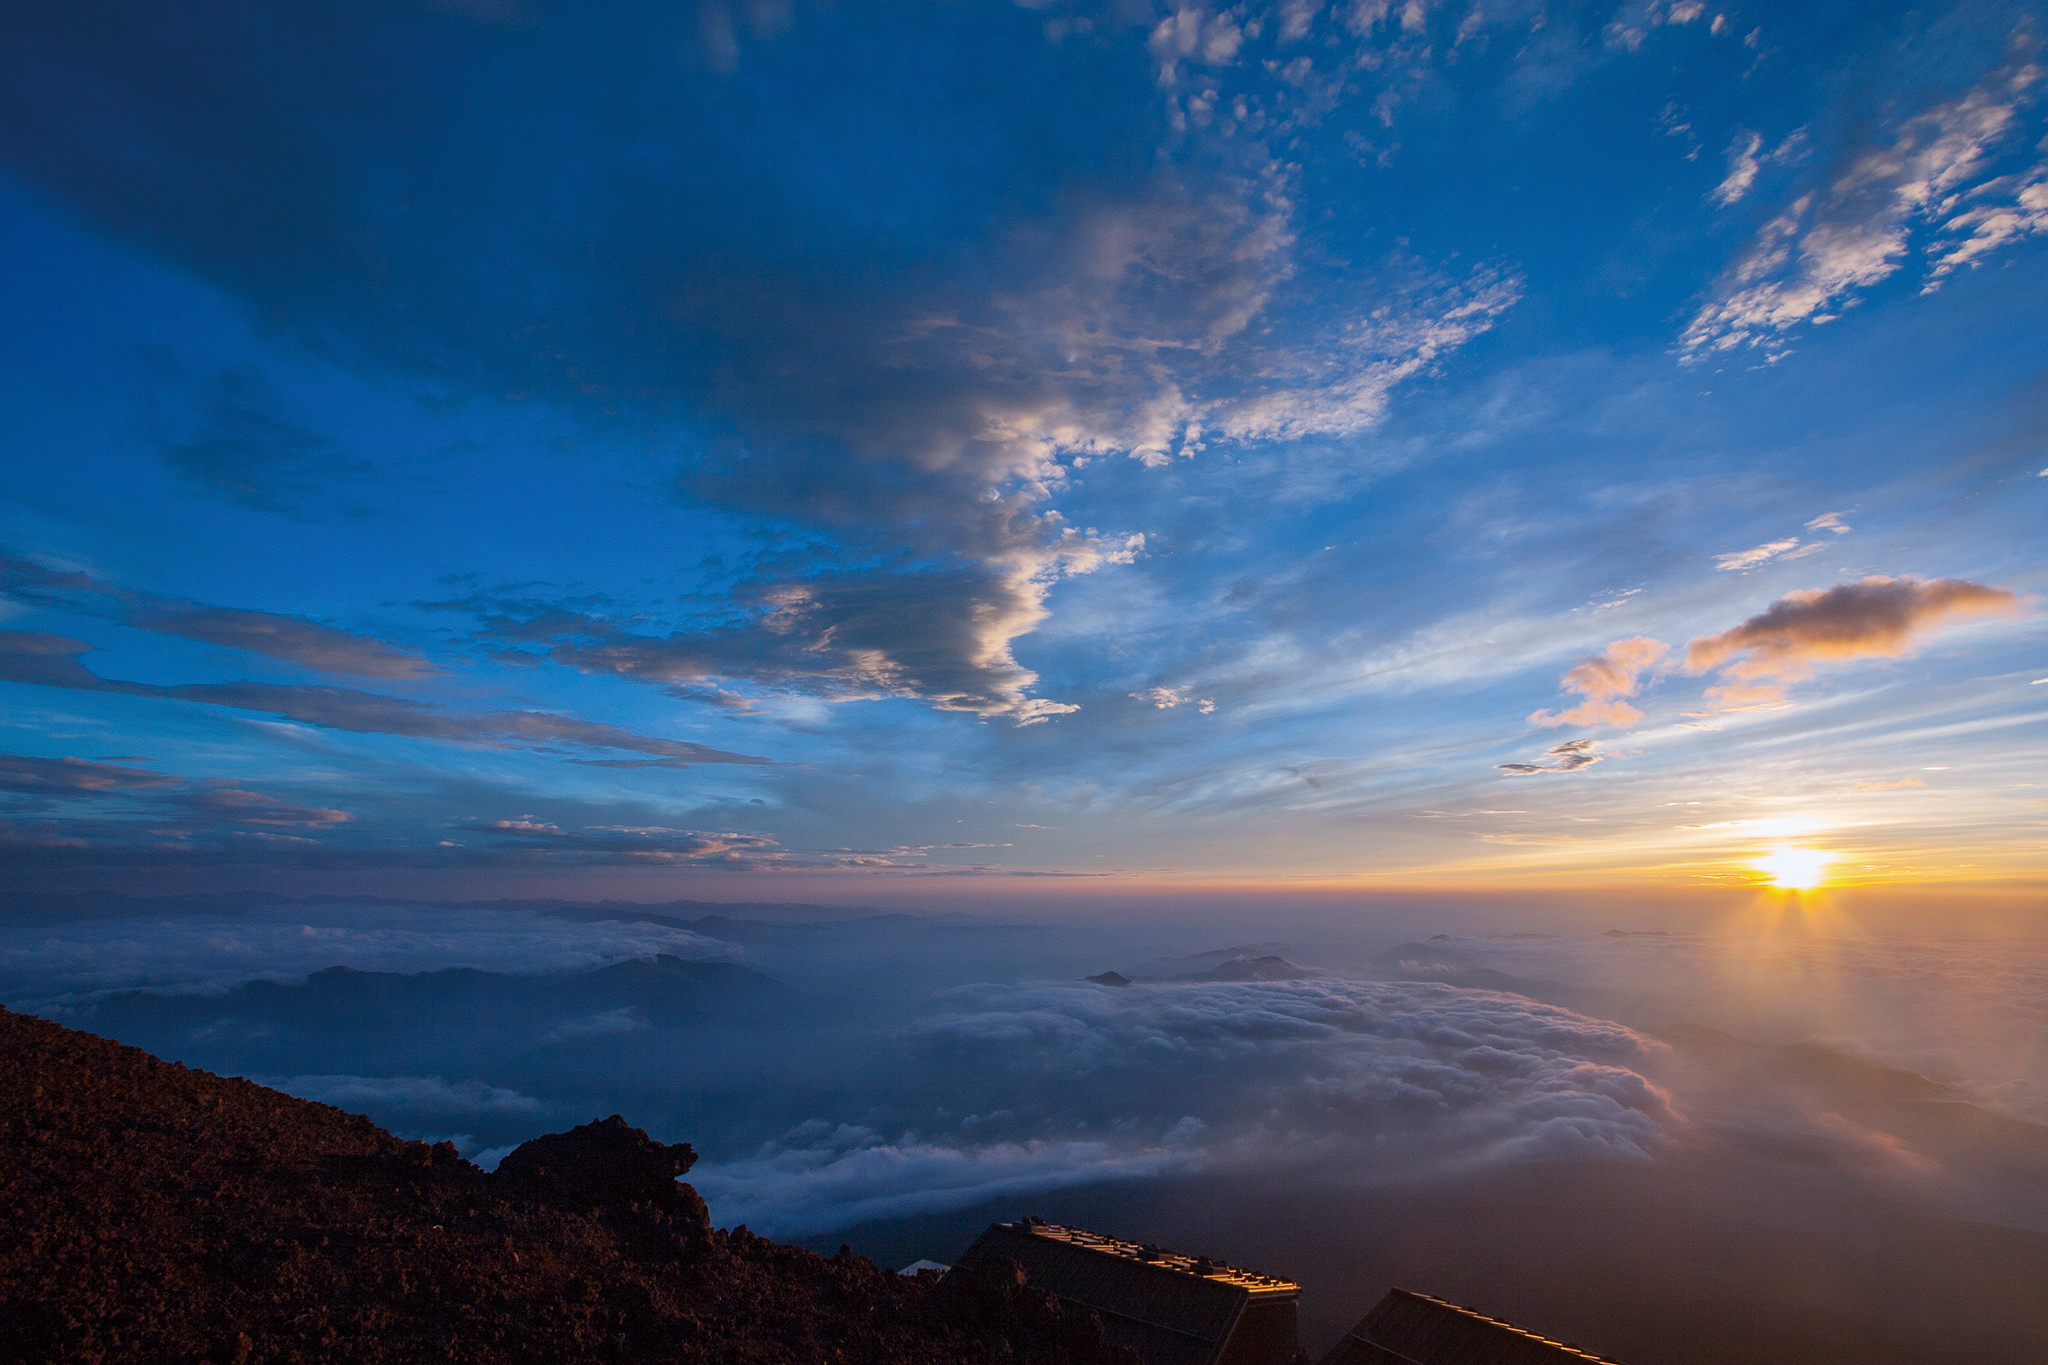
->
xmin=955 ymin=1221 xmax=1299 ymax=1365
xmin=1319 ymin=1289 xmax=1627 ymax=1365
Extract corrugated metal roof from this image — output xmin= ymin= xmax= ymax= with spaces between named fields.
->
xmin=955 ymin=1221 xmax=1300 ymax=1365
xmin=1319 ymin=1289 xmax=1628 ymax=1365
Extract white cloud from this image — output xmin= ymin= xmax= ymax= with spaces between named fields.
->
xmin=693 ymin=1124 xmax=1202 ymax=1235
xmin=1714 ymin=131 xmax=1764 ymax=206
xmin=541 ymin=1007 xmax=647 ymax=1042
xmin=1715 ymin=537 xmax=1816 ymax=571
xmin=1683 ymin=56 xmax=2042 ymax=358
xmin=692 ymin=977 xmax=1676 ymax=1235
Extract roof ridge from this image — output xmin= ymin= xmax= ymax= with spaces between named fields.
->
xmin=1389 ymin=1290 xmax=1624 ymax=1363
xmin=1009 ymin=1221 xmax=1300 ymax=1293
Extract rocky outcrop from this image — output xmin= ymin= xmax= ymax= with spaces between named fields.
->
xmin=495 ymin=1112 xmax=713 ymax=1247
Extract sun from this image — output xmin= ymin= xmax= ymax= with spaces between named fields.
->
xmin=1755 ymin=846 xmax=1835 ymax=890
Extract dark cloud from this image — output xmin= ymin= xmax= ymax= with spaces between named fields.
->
xmin=172 ymin=784 xmax=351 ymax=827
xmin=0 ymin=819 xmax=795 ymax=874
xmin=2 ymin=554 xmax=439 ymax=678
xmin=0 ymin=753 xmax=178 ymax=796
xmin=0 ymin=631 xmax=769 ymax=765
xmin=1496 ymin=738 xmax=1603 ymax=775
xmin=149 ymin=363 xmax=375 ymax=520
xmin=451 ymin=551 xmax=1142 ymax=719
xmin=133 ymin=606 xmax=439 ymax=679
xmin=0 ymin=2 xmax=1510 ymax=721
xmin=1686 ymin=575 xmax=2021 ymax=706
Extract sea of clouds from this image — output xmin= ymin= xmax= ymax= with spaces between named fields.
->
xmin=692 ymin=977 xmax=1677 ymax=1235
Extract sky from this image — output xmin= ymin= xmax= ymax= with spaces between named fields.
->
xmin=1 ymin=0 xmax=2046 ymax=897
xmin=8 ymin=15 xmax=2048 ymax=1355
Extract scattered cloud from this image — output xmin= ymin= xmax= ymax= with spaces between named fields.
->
xmin=2 ymin=554 xmax=439 ymax=679
xmin=1686 ymin=575 xmax=2022 ymax=705
xmin=1805 ymin=511 xmax=1852 ymax=535
xmin=1131 ymin=685 xmax=1215 ymax=713
xmin=1529 ymin=636 xmax=1668 ymax=728
xmin=0 ymin=753 xmax=178 ymax=796
xmin=0 ymin=631 xmax=769 ymax=767
xmin=1849 ymin=777 xmax=1928 ymax=792
xmin=1714 ymin=537 xmax=1824 ymax=571
xmin=1713 ymin=131 xmax=1765 ymax=207
xmin=1498 ymin=738 xmax=1605 ymax=774
xmin=173 ymin=784 xmax=351 ymax=827
xmin=1683 ymin=46 xmax=2044 ymax=359
xmin=1711 ymin=127 xmax=1809 ymax=207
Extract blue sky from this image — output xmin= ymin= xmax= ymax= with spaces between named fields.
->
xmin=1 ymin=0 xmax=2044 ymax=894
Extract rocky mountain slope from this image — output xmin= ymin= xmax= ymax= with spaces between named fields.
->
xmin=0 ymin=1007 xmax=1135 ymax=1364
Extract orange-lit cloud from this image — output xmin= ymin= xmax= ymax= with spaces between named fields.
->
xmin=1529 ymin=635 xmax=1669 ymax=727
xmin=1687 ymin=576 xmax=2020 ymax=706
xmin=1849 ymin=777 xmax=1928 ymax=792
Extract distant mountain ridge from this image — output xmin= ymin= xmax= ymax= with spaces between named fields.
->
xmin=46 ymin=954 xmax=791 ymax=1085
xmin=71 ymin=951 xmax=784 ymax=1022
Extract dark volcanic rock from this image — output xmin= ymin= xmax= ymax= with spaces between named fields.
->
xmin=498 ymin=1112 xmax=700 ymax=1202
xmin=497 ymin=1113 xmax=713 ymax=1246
xmin=0 ymin=1006 xmax=1135 ymax=1364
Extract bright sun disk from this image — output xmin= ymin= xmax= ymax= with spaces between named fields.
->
xmin=1755 ymin=846 xmax=1835 ymax=890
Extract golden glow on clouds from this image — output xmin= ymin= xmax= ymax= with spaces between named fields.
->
xmin=1755 ymin=846 xmax=1836 ymax=890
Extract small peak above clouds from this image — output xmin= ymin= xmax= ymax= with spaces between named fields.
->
xmin=1115 ymin=943 xmax=1299 ymax=980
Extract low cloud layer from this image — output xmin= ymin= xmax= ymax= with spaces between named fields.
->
xmin=694 ymin=976 xmax=1675 ymax=1235
xmin=1407 ymin=930 xmax=2048 ymax=1126
xmin=257 ymin=1073 xmax=542 ymax=1115
xmin=1686 ymin=575 xmax=2020 ymax=705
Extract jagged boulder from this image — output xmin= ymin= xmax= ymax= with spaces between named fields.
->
xmin=495 ymin=1113 xmax=711 ymax=1244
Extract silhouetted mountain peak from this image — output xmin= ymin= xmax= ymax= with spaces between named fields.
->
xmin=1176 ymin=955 xmax=1324 ymax=983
